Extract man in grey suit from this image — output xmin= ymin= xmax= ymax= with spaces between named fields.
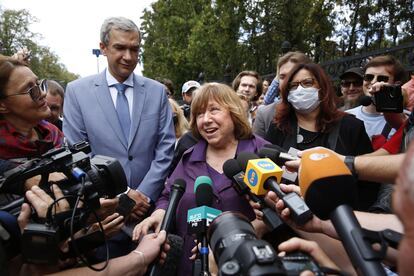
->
xmin=63 ymin=17 xmax=175 ymax=222
xmin=253 ymin=52 xmax=311 ymax=138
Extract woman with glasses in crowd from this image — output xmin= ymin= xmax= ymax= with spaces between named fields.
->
xmin=265 ymin=63 xmax=380 ymax=211
xmin=0 ymin=55 xmax=63 ymax=160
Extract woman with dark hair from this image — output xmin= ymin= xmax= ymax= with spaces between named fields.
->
xmin=266 ymin=63 xmax=371 ymax=155
xmin=265 ymin=63 xmax=380 ymax=211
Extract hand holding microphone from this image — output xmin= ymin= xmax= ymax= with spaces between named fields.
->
xmin=132 ymin=179 xmax=186 ymax=276
xmin=187 ymin=176 xmax=221 ymax=276
xmin=222 ymin=158 xmax=284 ymax=231
xmin=237 ymin=152 xmax=312 ymax=225
xmin=300 ymin=148 xmax=386 ymax=276
xmin=132 ymin=179 xmax=186 ymax=241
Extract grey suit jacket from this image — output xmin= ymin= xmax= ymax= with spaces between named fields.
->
xmin=63 ymin=71 xmax=175 ymax=202
xmin=252 ymin=102 xmax=277 ymax=139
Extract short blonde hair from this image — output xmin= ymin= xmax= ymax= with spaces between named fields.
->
xmin=168 ymin=98 xmax=189 ymax=139
xmin=190 ymin=82 xmax=252 ymax=140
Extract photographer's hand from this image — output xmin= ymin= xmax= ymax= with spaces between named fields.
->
xmin=135 ymin=230 xmax=167 ymax=266
xmin=278 ymin=237 xmax=339 ymax=274
xmin=25 ymin=184 xmax=69 ymax=219
xmin=128 ymin=189 xmax=151 ymax=220
xmin=44 ymin=231 xmax=169 ymax=276
xmin=87 ymin=212 xmax=124 ymax=239
xmin=189 ymin=242 xmax=218 ymax=276
xmin=267 ymin=184 xmax=338 ymax=238
xmin=132 ymin=209 xmax=165 ymax=241
xmin=369 ymin=81 xmax=393 ymax=94
xmin=17 ymin=203 xmax=31 ymax=233
xmin=96 ymin=197 xmax=119 ymax=220
xmin=24 ymin=172 xmax=67 ymax=191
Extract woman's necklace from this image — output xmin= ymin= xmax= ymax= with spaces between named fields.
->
xmin=297 ymin=125 xmax=320 ymax=145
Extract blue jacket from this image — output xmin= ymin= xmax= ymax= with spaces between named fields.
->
xmin=63 ymin=70 xmax=175 ymax=202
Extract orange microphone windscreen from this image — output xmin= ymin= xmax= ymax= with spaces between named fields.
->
xmin=299 ymin=148 xmax=357 ymax=220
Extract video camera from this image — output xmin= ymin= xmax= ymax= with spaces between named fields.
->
xmin=1 ymin=141 xmax=127 ymax=211
xmin=0 ymin=141 xmax=128 ymax=266
xmin=208 ymin=212 xmax=324 ymax=276
xmin=373 ymin=84 xmax=403 ymax=113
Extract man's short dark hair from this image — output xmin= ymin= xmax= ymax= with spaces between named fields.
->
xmin=364 ymin=55 xmax=406 ymax=82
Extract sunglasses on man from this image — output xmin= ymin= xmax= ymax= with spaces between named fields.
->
xmin=2 ymin=79 xmax=48 ymax=103
xmin=363 ymin=74 xmax=390 ymax=83
xmin=341 ymin=80 xmax=363 ymax=88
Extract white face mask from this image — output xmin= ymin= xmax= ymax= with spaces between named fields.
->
xmin=287 ymin=86 xmax=320 ymax=114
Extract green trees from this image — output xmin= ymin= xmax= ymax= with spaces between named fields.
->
xmin=140 ymin=0 xmax=414 ymax=88
xmin=0 ymin=8 xmax=79 ymax=85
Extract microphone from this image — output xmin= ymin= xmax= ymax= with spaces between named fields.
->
xmin=159 ymin=178 xmax=187 ymax=232
xmin=258 ymin=146 xmax=298 ymax=184
xmin=187 ymin=176 xmax=221 ymax=236
xmin=187 ymin=176 xmax=221 ymax=276
xmin=259 ymin=145 xmax=299 ymax=165
xmin=359 ymin=95 xmax=373 ymax=106
xmin=149 ymin=179 xmax=186 ymax=276
xmin=194 ymin=175 xmax=214 ymax=207
xmin=300 ymin=148 xmax=386 ymax=276
xmin=222 ymin=159 xmax=284 ymax=231
xmin=237 ymin=152 xmax=312 ymax=225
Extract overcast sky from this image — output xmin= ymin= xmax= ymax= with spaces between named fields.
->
xmin=1 ymin=0 xmax=154 ymax=77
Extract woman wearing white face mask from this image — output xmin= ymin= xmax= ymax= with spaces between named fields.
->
xmin=265 ymin=63 xmax=382 ymax=211
xmin=265 ymin=63 xmax=372 ymax=155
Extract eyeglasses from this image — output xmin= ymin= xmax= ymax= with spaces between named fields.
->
xmin=288 ymin=78 xmax=316 ymax=91
xmin=2 ymin=79 xmax=48 ymax=103
xmin=341 ymin=80 xmax=363 ymax=88
xmin=363 ymin=74 xmax=390 ymax=83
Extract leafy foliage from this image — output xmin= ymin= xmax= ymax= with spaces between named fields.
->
xmin=0 ymin=8 xmax=79 ymax=85
xmin=141 ymin=0 xmax=414 ymax=89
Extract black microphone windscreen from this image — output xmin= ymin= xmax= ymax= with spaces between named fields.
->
xmin=195 ymin=183 xmax=214 ymax=207
xmin=359 ymin=95 xmax=372 ymax=106
xmin=304 ymin=175 xmax=357 ymax=220
xmin=151 ymin=234 xmax=183 ymax=276
xmin=223 ymin=159 xmax=242 ymax=179
xmin=236 ymin=152 xmax=259 ymax=171
xmin=173 ymin=178 xmax=187 ymax=192
xmin=258 ymin=147 xmax=280 ymax=160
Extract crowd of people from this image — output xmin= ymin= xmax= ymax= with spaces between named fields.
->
xmin=1 ymin=15 xmax=414 ymax=276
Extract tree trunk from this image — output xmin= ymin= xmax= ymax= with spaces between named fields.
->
xmin=347 ymin=0 xmax=361 ymax=55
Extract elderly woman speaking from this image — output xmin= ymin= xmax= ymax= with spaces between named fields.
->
xmin=133 ymin=82 xmax=269 ymax=275
xmin=0 ymin=55 xmax=63 ymax=160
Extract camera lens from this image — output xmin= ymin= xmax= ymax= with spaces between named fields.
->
xmin=208 ymin=212 xmax=256 ymax=265
xmin=208 ymin=212 xmax=286 ymax=275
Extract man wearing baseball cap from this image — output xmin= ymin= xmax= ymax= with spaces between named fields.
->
xmin=339 ymin=67 xmax=364 ymax=111
xmin=181 ymin=80 xmax=200 ymax=118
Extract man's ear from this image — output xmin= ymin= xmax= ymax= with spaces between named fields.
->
xmin=99 ymin=42 xmax=107 ymax=56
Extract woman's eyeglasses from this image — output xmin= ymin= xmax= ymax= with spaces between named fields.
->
xmin=2 ymin=79 xmax=48 ymax=102
xmin=363 ymin=74 xmax=389 ymax=83
xmin=288 ymin=78 xmax=315 ymax=91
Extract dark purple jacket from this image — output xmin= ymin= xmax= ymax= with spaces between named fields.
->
xmin=156 ymin=135 xmax=268 ymax=276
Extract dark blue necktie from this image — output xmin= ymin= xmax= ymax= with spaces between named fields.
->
xmin=114 ymin=83 xmax=131 ymax=143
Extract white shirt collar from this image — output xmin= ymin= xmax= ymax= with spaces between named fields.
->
xmin=105 ymin=69 xmax=134 ymax=87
